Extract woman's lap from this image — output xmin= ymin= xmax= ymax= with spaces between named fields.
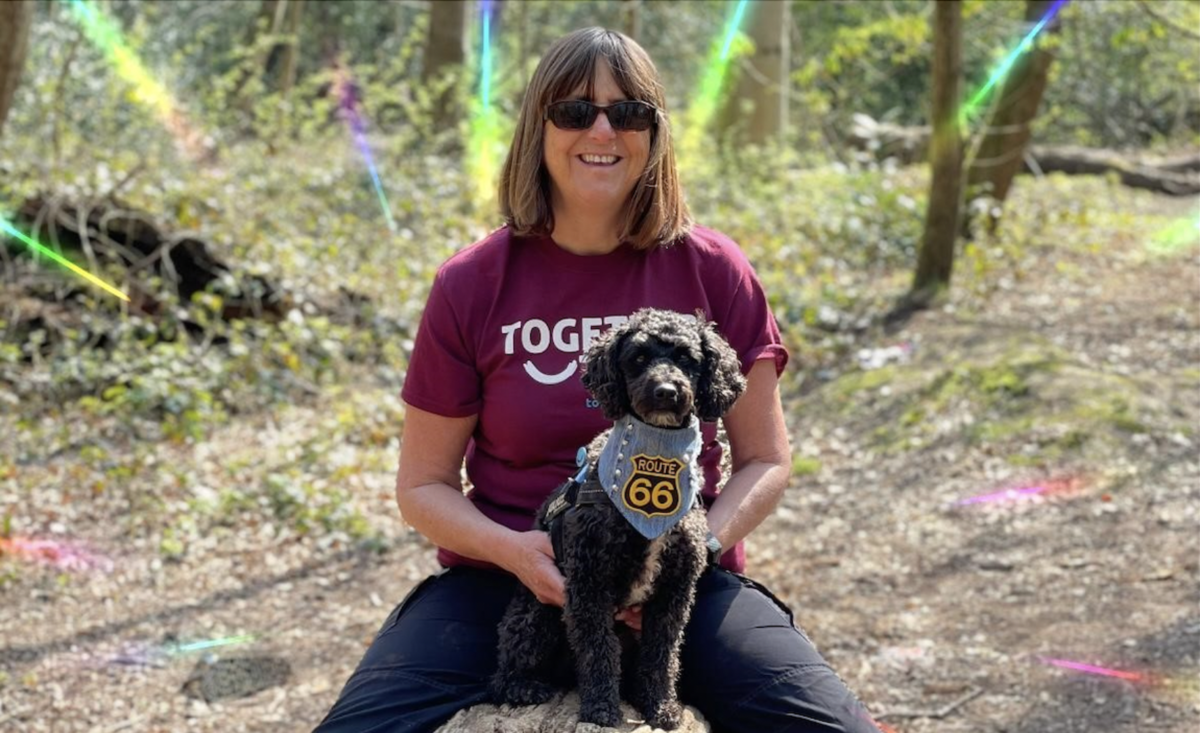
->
xmin=313 ymin=567 xmax=519 ymax=733
xmin=680 ymin=570 xmax=878 ymax=733
xmin=315 ymin=566 xmax=877 ymax=733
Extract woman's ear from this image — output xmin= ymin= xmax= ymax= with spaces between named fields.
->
xmin=695 ymin=321 xmax=747 ymax=422
xmin=582 ymin=326 xmax=632 ymax=420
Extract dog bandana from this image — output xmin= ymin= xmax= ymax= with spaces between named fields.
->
xmin=597 ymin=415 xmax=702 ymax=540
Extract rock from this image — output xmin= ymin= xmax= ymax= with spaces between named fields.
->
xmin=434 ymin=692 xmax=710 ymax=733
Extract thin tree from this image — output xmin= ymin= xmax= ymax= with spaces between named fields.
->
xmin=0 ymin=0 xmax=34 ymax=139
xmin=422 ymin=0 xmax=469 ymax=131
xmin=908 ymin=0 xmax=964 ymax=308
xmin=622 ymin=0 xmax=641 ymax=41
xmin=964 ymin=0 xmax=1062 ymax=233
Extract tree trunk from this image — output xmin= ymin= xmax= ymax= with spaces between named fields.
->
xmin=622 ymin=0 xmax=641 ymax=41
xmin=422 ymin=0 xmax=468 ymax=130
xmin=277 ymin=0 xmax=303 ymax=96
xmin=717 ymin=0 xmax=790 ymax=145
xmin=965 ymin=0 xmax=1062 ymax=230
xmin=911 ymin=0 xmax=964 ymax=303
xmin=0 ymin=0 xmax=34 ymax=139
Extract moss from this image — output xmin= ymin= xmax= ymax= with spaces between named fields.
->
xmin=792 ymin=456 xmax=822 ymax=476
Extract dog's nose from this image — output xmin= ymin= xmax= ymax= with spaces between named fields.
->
xmin=653 ymin=383 xmax=679 ymax=404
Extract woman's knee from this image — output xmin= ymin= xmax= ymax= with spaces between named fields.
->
xmin=680 ymin=570 xmax=877 ymax=733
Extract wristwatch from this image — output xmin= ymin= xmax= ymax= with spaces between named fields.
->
xmin=704 ymin=531 xmax=723 ymax=565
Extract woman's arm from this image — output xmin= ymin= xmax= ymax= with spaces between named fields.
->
xmin=395 ymin=404 xmax=565 ymax=605
xmin=705 ymin=359 xmax=792 ymax=549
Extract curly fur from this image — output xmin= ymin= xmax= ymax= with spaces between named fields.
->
xmin=490 ymin=309 xmax=746 ymax=730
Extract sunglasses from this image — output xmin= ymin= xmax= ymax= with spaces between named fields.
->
xmin=544 ymin=100 xmax=658 ymax=132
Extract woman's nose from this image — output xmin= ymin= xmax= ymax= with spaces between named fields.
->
xmin=587 ymin=110 xmax=617 ymax=139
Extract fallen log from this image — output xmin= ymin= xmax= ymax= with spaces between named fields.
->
xmin=1026 ymin=145 xmax=1200 ymax=196
xmin=848 ymin=115 xmax=1200 ymax=195
xmin=6 ymin=194 xmax=288 ymax=320
xmin=435 ymin=692 xmax=710 ymax=733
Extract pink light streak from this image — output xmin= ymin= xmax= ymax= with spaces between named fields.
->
xmin=1038 ymin=656 xmax=1147 ymax=683
xmin=954 ymin=476 xmax=1083 ymax=507
xmin=0 ymin=536 xmax=114 ymax=573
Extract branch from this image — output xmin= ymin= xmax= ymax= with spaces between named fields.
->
xmin=876 ymin=686 xmax=985 ymax=721
xmin=1135 ymin=0 xmax=1200 ymax=41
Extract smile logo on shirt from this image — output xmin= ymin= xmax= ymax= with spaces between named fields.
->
xmin=621 ymin=455 xmax=684 ymax=518
xmin=523 ymin=356 xmax=582 ymax=385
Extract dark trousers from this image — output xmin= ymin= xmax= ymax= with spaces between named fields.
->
xmin=314 ymin=566 xmax=879 ymax=733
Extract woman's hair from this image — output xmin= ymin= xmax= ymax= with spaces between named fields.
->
xmin=498 ymin=27 xmax=692 ymax=251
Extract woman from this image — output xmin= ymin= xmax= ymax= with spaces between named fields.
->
xmin=316 ymin=27 xmax=877 ymax=733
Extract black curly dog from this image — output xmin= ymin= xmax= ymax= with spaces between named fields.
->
xmin=490 ymin=308 xmax=747 ymax=729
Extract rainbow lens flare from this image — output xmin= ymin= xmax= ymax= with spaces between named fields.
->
xmin=468 ymin=0 xmax=504 ymax=209
xmin=1038 ymin=656 xmax=1148 ymax=683
xmin=0 ymin=536 xmax=115 ymax=573
xmin=66 ymin=0 xmax=208 ymax=162
xmin=958 ymin=0 xmax=1069 ymax=127
xmin=678 ymin=0 xmax=751 ymax=167
xmin=1146 ymin=213 xmax=1200 ymax=256
xmin=0 ymin=216 xmax=130 ymax=301
xmin=333 ymin=64 xmax=396 ymax=231
xmin=953 ymin=476 xmax=1083 ymax=507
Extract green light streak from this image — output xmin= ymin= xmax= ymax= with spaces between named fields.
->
xmin=1146 ymin=213 xmax=1200 ymax=256
xmin=959 ymin=0 xmax=1068 ymax=126
xmin=468 ymin=1 xmax=502 ymax=208
xmin=171 ymin=634 xmax=257 ymax=654
xmin=680 ymin=0 xmax=751 ymax=168
xmin=1 ymin=217 xmax=130 ymax=301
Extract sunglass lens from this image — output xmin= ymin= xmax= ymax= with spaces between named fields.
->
xmin=551 ymin=102 xmax=597 ymax=130
xmin=610 ymin=102 xmax=654 ymax=131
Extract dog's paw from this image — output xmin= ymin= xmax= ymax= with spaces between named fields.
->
xmin=490 ymin=676 xmax=557 ymax=706
xmin=579 ymin=699 xmax=623 ymax=728
xmin=645 ymin=699 xmax=684 ymax=731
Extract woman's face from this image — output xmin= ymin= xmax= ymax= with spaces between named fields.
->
xmin=543 ymin=60 xmax=651 ymax=219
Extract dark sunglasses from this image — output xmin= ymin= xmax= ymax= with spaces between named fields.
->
xmin=544 ymin=100 xmax=658 ymax=132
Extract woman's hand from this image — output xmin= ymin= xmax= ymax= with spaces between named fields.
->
xmin=614 ymin=604 xmax=643 ymax=632
xmin=501 ymin=530 xmax=565 ymax=607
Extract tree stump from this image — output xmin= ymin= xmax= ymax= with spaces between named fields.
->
xmin=434 ymin=692 xmax=710 ymax=733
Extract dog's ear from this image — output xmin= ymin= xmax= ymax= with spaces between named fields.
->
xmin=582 ymin=324 xmax=632 ymax=421
xmin=695 ymin=320 xmax=747 ymax=422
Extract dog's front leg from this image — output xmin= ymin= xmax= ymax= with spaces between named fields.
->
xmin=630 ymin=523 xmax=707 ymax=730
xmin=564 ymin=574 xmax=624 ymax=727
xmin=490 ymin=590 xmax=564 ymax=706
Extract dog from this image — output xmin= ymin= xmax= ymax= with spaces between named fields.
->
xmin=490 ymin=308 xmax=747 ymax=729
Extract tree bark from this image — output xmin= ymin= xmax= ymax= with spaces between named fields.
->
xmin=0 ymin=0 xmax=34 ymax=139
xmin=965 ymin=0 xmax=1062 ymax=229
xmin=277 ymin=0 xmax=303 ymax=97
xmin=911 ymin=0 xmax=964 ymax=302
xmin=622 ymin=0 xmax=641 ymax=41
xmin=422 ymin=0 xmax=468 ymax=129
xmin=717 ymin=0 xmax=790 ymax=145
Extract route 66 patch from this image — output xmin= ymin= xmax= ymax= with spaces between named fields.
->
xmin=621 ymin=455 xmax=684 ymax=518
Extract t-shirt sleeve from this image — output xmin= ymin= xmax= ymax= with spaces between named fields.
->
xmin=718 ymin=251 xmax=790 ymax=378
xmin=400 ymin=270 xmax=483 ymax=417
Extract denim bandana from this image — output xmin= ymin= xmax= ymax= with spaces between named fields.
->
xmin=597 ymin=415 xmax=703 ymax=540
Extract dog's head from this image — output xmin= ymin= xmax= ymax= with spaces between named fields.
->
xmin=582 ymin=308 xmax=747 ymax=426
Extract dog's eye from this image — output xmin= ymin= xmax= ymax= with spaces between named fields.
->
xmin=634 ymin=354 xmax=648 ymax=365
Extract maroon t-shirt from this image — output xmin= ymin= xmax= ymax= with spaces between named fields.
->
xmin=400 ymin=225 xmax=789 ymax=573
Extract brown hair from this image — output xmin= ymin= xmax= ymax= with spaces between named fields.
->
xmin=498 ymin=27 xmax=692 ymax=250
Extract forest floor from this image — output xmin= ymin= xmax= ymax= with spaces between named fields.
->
xmin=0 ymin=183 xmax=1197 ymax=732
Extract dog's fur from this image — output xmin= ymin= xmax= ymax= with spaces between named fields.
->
xmin=490 ymin=308 xmax=746 ymax=729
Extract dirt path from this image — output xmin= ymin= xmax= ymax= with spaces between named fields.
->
xmin=1 ymin=191 xmax=1197 ymax=732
